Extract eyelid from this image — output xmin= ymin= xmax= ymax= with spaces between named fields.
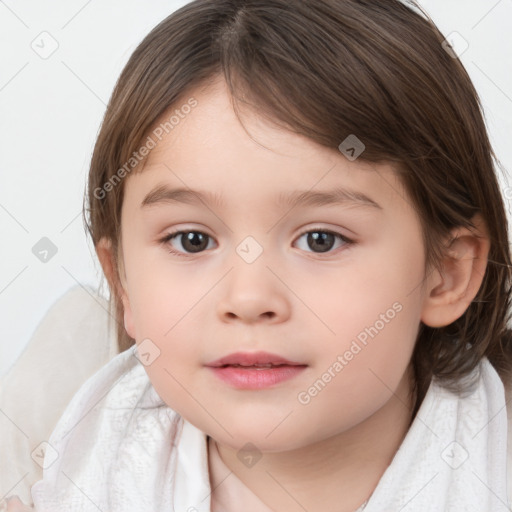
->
xmin=295 ymin=225 xmax=353 ymax=243
xmin=293 ymin=226 xmax=354 ymax=256
xmin=159 ymin=228 xmax=217 ymax=258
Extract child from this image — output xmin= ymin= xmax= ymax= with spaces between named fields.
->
xmin=9 ymin=0 xmax=512 ymax=510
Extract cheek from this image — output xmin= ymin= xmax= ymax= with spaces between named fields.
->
xmin=126 ymin=248 xmax=208 ymax=339
xmin=295 ymin=237 xmax=425 ymax=414
xmin=292 ymin=297 xmax=421 ymax=445
xmin=131 ymin=298 xmax=204 ymax=420
xmin=125 ymin=264 xmax=210 ymax=415
xmin=293 ymin=231 xmax=426 ymax=352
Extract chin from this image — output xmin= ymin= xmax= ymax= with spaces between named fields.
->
xmin=203 ymin=418 xmax=313 ymax=453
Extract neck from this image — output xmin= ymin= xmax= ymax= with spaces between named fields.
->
xmin=210 ymin=365 xmax=417 ymax=512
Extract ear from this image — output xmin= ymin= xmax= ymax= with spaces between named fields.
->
xmin=421 ymin=214 xmax=490 ymax=328
xmin=96 ymin=237 xmax=136 ymax=339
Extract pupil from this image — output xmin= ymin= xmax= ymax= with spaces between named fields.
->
xmin=308 ymin=232 xmax=334 ymax=253
xmin=178 ymin=231 xmax=335 ymax=254
xmin=183 ymin=232 xmax=208 ymax=253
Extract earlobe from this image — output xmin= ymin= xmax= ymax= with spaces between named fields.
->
xmin=96 ymin=237 xmax=136 ymax=339
xmin=421 ymin=215 xmax=490 ymax=328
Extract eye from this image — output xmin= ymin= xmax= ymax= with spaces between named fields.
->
xmin=294 ymin=228 xmax=353 ymax=254
xmin=159 ymin=227 xmax=353 ymax=258
xmin=159 ymin=230 xmax=215 ymax=257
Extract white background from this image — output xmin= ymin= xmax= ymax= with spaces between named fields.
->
xmin=1 ymin=0 xmax=511 ymax=377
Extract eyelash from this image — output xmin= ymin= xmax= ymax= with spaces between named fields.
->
xmin=158 ymin=227 xmax=354 ymax=258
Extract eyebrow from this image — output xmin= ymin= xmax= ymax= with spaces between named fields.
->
xmin=140 ymin=184 xmax=382 ymax=211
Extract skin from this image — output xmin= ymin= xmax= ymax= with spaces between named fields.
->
xmin=95 ymin=75 xmax=490 ymax=512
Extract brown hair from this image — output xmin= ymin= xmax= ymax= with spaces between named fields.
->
xmin=83 ymin=0 xmax=512 ymax=418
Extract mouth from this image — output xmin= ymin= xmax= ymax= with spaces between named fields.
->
xmin=217 ymin=363 xmax=290 ymax=369
xmin=206 ymin=351 xmax=305 ymax=367
xmin=206 ymin=351 xmax=307 ymax=389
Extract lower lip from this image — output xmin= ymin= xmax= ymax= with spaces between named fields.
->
xmin=208 ymin=365 xmax=307 ymax=389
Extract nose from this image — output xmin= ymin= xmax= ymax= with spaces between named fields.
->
xmin=216 ymin=259 xmax=291 ymax=325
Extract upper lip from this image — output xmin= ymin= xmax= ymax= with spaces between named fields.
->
xmin=206 ymin=351 xmax=306 ymax=367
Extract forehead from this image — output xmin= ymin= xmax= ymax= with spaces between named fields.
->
xmin=123 ymin=78 xmax=410 ymax=216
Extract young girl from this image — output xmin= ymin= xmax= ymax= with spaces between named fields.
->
xmin=7 ymin=0 xmax=512 ymax=510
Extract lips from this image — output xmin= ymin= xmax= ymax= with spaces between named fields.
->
xmin=206 ymin=351 xmax=304 ymax=368
xmin=206 ymin=351 xmax=307 ymax=389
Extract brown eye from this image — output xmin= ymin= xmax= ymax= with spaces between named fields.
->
xmin=294 ymin=229 xmax=352 ymax=254
xmin=161 ymin=230 xmax=214 ymax=256
xmin=306 ymin=231 xmax=335 ymax=253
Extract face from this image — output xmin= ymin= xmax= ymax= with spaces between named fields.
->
xmin=116 ymin=76 xmax=430 ymax=452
